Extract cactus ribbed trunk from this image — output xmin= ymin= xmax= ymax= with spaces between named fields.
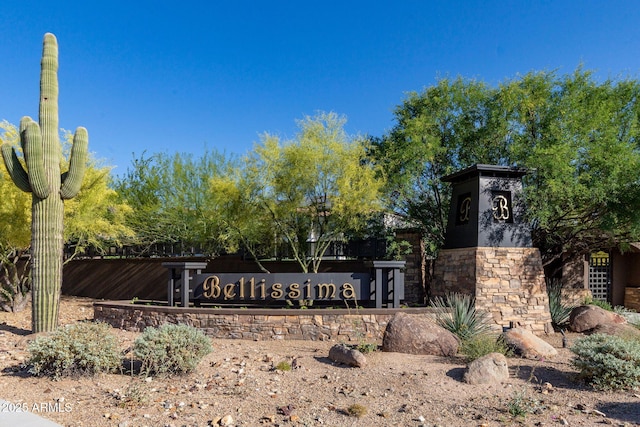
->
xmin=1 ymin=33 xmax=88 ymax=333
xmin=31 ymin=196 xmax=64 ymax=331
xmin=32 ymin=33 xmax=64 ymax=332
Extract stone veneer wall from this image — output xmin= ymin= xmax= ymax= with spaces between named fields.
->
xmin=625 ymin=287 xmax=640 ymax=311
xmin=432 ymin=247 xmax=553 ymax=334
xmin=396 ymin=229 xmax=426 ymax=305
xmin=94 ymin=302 xmax=438 ymax=341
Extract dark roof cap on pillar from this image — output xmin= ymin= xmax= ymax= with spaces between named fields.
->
xmin=441 ymin=164 xmax=529 ymax=183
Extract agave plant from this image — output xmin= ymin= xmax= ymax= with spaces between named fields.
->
xmin=430 ymin=292 xmax=492 ymax=341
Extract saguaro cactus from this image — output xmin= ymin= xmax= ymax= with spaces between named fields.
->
xmin=1 ymin=33 xmax=88 ymax=332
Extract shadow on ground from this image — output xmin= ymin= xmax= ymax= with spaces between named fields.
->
xmin=0 ymin=323 xmax=30 ymax=336
xmin=596 ymin=401 xmax=640 ymax=424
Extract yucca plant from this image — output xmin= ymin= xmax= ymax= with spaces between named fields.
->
xmin=546 ymin=278 xmax=574 ymax=329
xmin=430 ymin=292 xmax=492 ymax=341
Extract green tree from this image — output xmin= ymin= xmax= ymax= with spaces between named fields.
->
xmin=209 ymin=168 xmax=276 ymax=272
xmin=504 ymin=69 xmax=640 ymax=268
xmin=220 ymin=112 xmax=385 ymax=273
xmin=371 ymin=69 xmax=640 ymax=270
xmin=61 ymin=132 xmax=133 ymax=260
xmin=114 ymin=150 xmax=234 ymax=256
xmin=370 ymin=77 xmax=508 ymax=256
xmin=0 ymin=122 xmax=32 ymax=311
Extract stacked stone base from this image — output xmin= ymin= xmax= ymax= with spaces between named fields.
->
xmin=433 ymin=247 xmax=553 ymax=334
xmin=625 ymin=287 xmax=640 ymax=311
xmin=94 ymin=301 xmax=438 ymax=341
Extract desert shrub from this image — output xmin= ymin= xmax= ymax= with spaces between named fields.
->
xmin=346 ymin=403 xmax=367 ymax=418
xmin=583 ymin=297 xmax=613 ymax=311
xmin=571 ymin=333 xmax=640 ymax=390
xmin=459 ymin=334 xmax=512 ymax=362
xmin=275 ymin=361 xmax=291 ymax=371
xmin=111 ymin=381 xmax=150 ymax=408
xmin=506 ymin=388 xmax=546 ymax=418
xmin=546 ymin=278 xmax=574 ymax=328
xmin=27 ymin=322 xmax=121 ymax=379
xmin=134 ymin=323 xmax=212 ymax=376
xmin=355 ymin=342 xmax=378 ymax=354
xmin=431 ymin=292 xmax=492 ymax=341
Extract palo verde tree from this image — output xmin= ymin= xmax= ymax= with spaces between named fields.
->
xmin=218 ymin=112 xmax=385 ymax=273
xmin=61 ymin=132 xmax=133 ymax=261
xmin=1 ymin=34 xmax=88 ymax=332
xmin=209 ymin=166 xmax=277 ymax=273
xmin=0 ymin=122 xmax=31 ymax=312
xmin=114 ymin=150 xmax=233 ymax=256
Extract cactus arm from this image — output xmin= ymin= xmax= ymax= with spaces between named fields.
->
xmin=18 ymin=116 xmax=31 ymax=151
xmin=1 ymin=144 xmax=31 ymax=192
xmin=60 ymin=127 xmax=88 ymax=199
xmin=22 ymin=119 xmax=50 ymax=198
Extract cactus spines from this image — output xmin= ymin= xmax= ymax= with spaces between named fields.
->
xmin=0 ymin=33 xmax=88 ymax=332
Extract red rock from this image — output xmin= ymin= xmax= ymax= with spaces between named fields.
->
xmin=569 ymin=305 xmax=626 ymax=333
xmin=382 ymin=312 xmax=459 ymax=356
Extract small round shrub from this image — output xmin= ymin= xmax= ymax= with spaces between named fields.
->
xmin=134 ymin=323 xmax=212 ymax=376
xmin=459 ymin=334 xmax=512 ymax=362
xmin=346 ymin=403 xmax=367 ymax=418
xmin=275 ymin=361 xmax=292 ymax=371
xmin=571 ymin=333 xmax=640 ymax=390
xmin=27 ymin=321 xmax=121 ymax=379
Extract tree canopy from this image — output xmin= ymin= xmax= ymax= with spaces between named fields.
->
xmin=212 ymin=112 xmax=386 ymax=272
xmin=370 ymin=68 xmax=640 ymax=270
xmin=114 ymin=149 xmax=236 ymax=256
xmin=62 ymin=131 xmax=133 ymax=261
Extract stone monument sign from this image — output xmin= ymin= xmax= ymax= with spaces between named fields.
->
xmin=433 ymin=164 xmax=553 ymax=334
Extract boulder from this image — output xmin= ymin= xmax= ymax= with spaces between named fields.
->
xmin=382 ymin=312 xmax=458 ymax=356
xmin=569 ymin=305 xmax=627 ymax=333
xmin=328 ymin=344 xmax=367 ymax=368
xmin=589 ymin=322 xmax=640 ymax=339
xmin=463 ymin=352 xmax=509 ymax=385
xmin=502 ymin=327 xmax=558 ymax=359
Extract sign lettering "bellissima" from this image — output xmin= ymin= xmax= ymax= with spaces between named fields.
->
xmin=192 ymin=273 xmax=369 ymax=302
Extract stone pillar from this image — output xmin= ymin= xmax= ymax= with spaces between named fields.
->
xmin=432 ymin=165 xmax=553 ymax=334
xmin=162 ymin=261 xmax=208 ymax=307
xmin=396 ymin=229 xmax=426 ymax=305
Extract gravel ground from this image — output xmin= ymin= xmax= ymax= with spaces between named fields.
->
xmin=1 ymin=296 xmax=639 ymax=427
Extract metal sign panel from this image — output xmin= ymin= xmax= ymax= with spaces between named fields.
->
xmin=442 ymin=164 xmax=532 ymax=248
xmin=192 ymin=272 xmax=371 ymax=302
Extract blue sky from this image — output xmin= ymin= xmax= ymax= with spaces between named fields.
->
xmin=1 ymin=1 xmax=639 ymax=175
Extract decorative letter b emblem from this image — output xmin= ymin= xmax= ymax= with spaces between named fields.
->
xmin=492 ymin=195 xmax=511 ymax=221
